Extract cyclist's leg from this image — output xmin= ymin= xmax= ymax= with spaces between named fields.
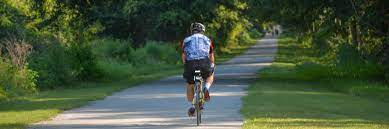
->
xmin=200 ymin=58 xmax=214 ymax=101
xmin=186 ymin=82 xmax=196 ymax=116
xmin=201 ymin=58 xmax=214 ymax=90
xmin=183 ymin=60 xmax=196 ymax=116
xmin=203 ymin=73 xmax=213 ymax=102
xmin=186 ymin=83 xmax=194 ymax=101
xmin=205 ymin=72 xmax=214 ymax=89
xmin=183 ymin=60 xmax=195 ymax=101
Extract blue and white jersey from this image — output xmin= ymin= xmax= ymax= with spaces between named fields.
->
xmin=182 ymin=33 xmax=213 ymax=61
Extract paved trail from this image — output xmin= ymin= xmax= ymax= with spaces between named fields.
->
xmin=31 ymin=35 xmax=278 ymax=129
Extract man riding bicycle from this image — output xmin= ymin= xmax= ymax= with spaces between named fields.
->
xmin=181 ymin=22 xmax=215 ymax=117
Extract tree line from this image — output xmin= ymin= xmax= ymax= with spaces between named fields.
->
xmin=0 ymin=0 xmax=387 ymax=98
xmin=248 ymin=0 xmax=388 ymax=81
xmin=0 ymin=0 xmax=259 ymax=98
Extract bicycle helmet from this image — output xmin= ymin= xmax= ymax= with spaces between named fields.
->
xmin=190 ymin=22 xmax=205 ymax=34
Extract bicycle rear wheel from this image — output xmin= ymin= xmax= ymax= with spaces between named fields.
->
xmin=195 ymin=81 xmax=202 ymax=126
xmin=196 ymin=101 xmax=201 ymax=126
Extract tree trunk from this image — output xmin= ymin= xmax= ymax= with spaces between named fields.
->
xmin=350 ymin=20 xmax=359 ymax=48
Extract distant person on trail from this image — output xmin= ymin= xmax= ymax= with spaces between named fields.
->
xmin=181 ymin=22 xmax=215 ymax=117
xmin=275 ymin=29 xmax=279 ymax=35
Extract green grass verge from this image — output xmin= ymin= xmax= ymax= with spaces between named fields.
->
xmin=0 ymin=64 xmax=182 ymax=129
xmin=242 ymin=79 xmax=389 ymax=129
xmin=242 ymin=34 xmax=389 ymax=128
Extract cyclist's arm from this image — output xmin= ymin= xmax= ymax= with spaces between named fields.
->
xmin=209 ymin=40 xmax=215 ymax=64
xmin=209 ymin=53 xmax=214 ymax=64
xmin=181 ymin=41 xmax=186 ymax=64
xmin=182 ymin=52 xmax=186 ymax=64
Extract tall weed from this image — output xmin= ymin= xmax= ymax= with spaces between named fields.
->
xmin=0 ymin=36 xmax=38 ymax=97
xmin=90 ymin=38 xmax=134 ymax=61
xmin=90 ymin=39 xmax=179 ymax=80
xmin=143 ymin=41 xmax=179 ymax=64
xmin=97 ymin=60 xmax=134 ymax=80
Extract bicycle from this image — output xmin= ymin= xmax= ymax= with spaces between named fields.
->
xmin=193 ymin=70 xmax=205 ymax=126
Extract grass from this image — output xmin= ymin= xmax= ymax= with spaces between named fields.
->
xmin=0 ymin=64 xmax=182 ymax=129
xmin=242 ymin=33 xmax=389 ymax=128
xmin=242 ymin=80 xmax=389 ymax=129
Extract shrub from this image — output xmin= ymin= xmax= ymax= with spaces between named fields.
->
xmin=333 ymin=43 xmax=384 ymax=79
xmin=143 ymin=41 xmax=179 ymax=64
xmin=68 ymin=43 xmax=102 ymax=81
xmin=11 ymin=64 xmax=38 ymax=96
xmin=248 ymin=29 xmax=262 ymax=39
xmin=0 ymin=59 xmax=13 ymax=98
xmin=97 ymin=60 xmax=134 ymax=80
xmin=90 ymin=38 xmax=134 ymax=61
xmin=238 ymin=31 xmax=252 ymax=45
xmin=0 ymin=57 xmax=37 ymax=98
xmin=90 ymin=39 xmax=179 ymax=80
xmin=29 ymin=42 xmax=73 ymax=89
xmin=128 ymin=46 xmax=152 ymax=65
xmin=288 ymin=44 xmax=384 ymax=81
xmin=128 ymin=41 xmax=179 ymax=66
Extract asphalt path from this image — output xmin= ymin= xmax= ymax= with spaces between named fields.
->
xmin=30 ymin=35 xmax=278 ymax=129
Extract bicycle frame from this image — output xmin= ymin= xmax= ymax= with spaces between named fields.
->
xmin=193 ymin=70 xmax=204 ymax=126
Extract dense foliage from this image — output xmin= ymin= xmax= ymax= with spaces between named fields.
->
xmin=246 ymin=0 xmax=388 ymax=81
xmin=1 ymin=0 xmax=386 ymax=98
xmin=0 ymin=0 xmax=257 ymax=98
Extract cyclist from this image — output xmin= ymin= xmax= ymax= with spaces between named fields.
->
xmin=181 ymin=22 xmax=215 ymax=117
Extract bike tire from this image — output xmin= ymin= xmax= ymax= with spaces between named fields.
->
xmin=196 ymin=102 xmax=200 ymax=126
xmin=195 ymin=81 xmax=202 ymax=126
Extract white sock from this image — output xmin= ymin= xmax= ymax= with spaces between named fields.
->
xmin=205 ymin=83 xmax=211 ymax=90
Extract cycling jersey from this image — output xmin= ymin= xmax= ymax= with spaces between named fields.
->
xmin=181 ymin=33 xmax=214 ymax=61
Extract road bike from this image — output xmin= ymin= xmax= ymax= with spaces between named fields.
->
xmin=193 ymin=70 xmax=205 ymax=126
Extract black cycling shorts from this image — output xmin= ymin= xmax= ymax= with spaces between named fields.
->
xmin=183 ymin=58 xmax=214 ymax=84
